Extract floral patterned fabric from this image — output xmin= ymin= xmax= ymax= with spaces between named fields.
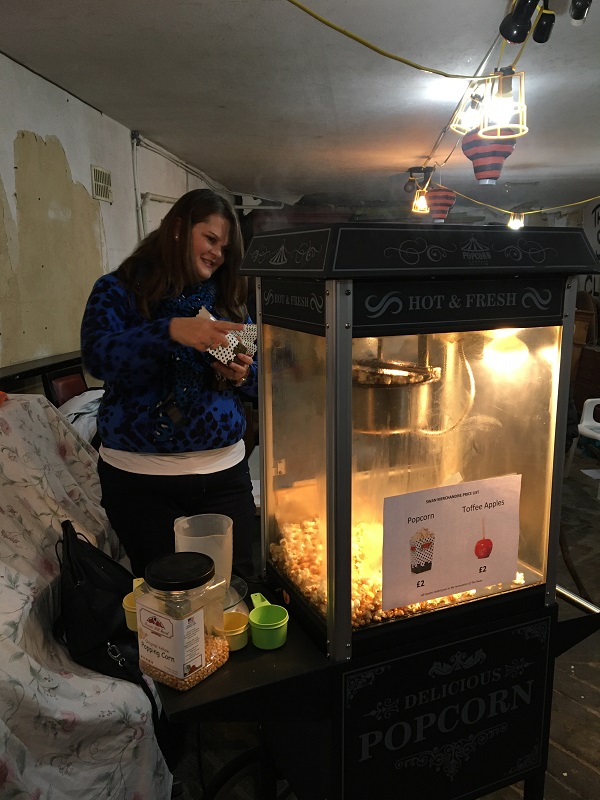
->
xmin=0 ymin=394 xmax=171 ymax=799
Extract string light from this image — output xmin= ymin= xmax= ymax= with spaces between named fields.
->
xmin=285 ymin=0 xmax=597 ymax=224
xmin=479 ymin=69 xmax=528 ymax=138
xmin=450 ymin=89 xmax=484 ymax=136
xmin=447 ymin=187 xmax=600 ymax=224
xmin=507 ymin=213 xmax=525 ymax=229
xmin=412 ymin=189 xmax=430 ymax=214
xmin=410 ymin=168 xmax=434 ymax=214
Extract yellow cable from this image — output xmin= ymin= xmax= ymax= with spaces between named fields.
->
xmin=447 ymin=186 xmax=600 ymax=218
xmin=496 ymin=33 xmax=508 ymax=71
xmin=522 ymin=194 xmax=600 ymax=215
xmin=509 ymin=6 xmax=542 ymax=69
xmin=285 ymin=1 xmax=593 ymax=221
xmin=284 ymin=0 xmax=495 ymax=80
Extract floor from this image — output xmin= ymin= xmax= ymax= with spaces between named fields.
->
xmin=174 ymin=444 xmax=600 ymax=800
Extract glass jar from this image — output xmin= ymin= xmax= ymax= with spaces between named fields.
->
xmin=134 ymin=552 xmax=228 ymax=691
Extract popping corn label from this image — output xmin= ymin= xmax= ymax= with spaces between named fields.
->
xmin=137 ymin=600 xmax=206 ymax=680
xmin=382 ymin=474 xmax=521 ymax=610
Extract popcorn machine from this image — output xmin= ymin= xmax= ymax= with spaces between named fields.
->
xmin=242 ymin=223 xmax=596 ymax=656
xmin=239 ymin=223 xmax=598 ymax=800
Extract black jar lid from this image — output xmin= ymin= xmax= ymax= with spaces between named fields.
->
xmin=144 ymin=552 xmax=215 ymax=591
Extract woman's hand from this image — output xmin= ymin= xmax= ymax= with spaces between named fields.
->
xmin=212 ymin=352 xmax=253 ymax=386
xmin=169 ymin=317 xmax=244 ymax=351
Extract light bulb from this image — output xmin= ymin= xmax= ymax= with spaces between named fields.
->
xmin=479 ymin=69 xmax=527 ymax=139
xmin=487 ymin=75 xmax=516 ymax=127
xmin=461 ymin=95 xmax=483 ymax=131
xmin=483 ymin=336 xmax=529 ymax=375
xmin=404 ymin=176 xmax=416 ymax=193
xmin=507 ymin=213 xmax=524 ymax=230
xmin=412 ymin=191 xmax=429 ymax=214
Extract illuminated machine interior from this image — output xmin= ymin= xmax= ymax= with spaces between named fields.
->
xmin=264 ymin=325 xmax=560 ymax=627
xmin=240 ymin=221 xmax=596 ymax=660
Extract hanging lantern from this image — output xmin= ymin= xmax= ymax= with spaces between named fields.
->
xmin=426 ymin=187 xmax=456 ymax=224
xmin=461 ymin=128 xmax=517 ymax=185
xmin=451 ymin=70 xmax=527 ymax=139
xmin=450 ymin=83 xmax=484 ymax=136
xmin=411 ymin=189 xmax=429 ymax=214
xmin=507 ymin=213 xmax=525 ymax=230
xmin=479 ymin=69 xmax=527 ymax=139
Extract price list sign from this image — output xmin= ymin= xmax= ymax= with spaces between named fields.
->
xmin=382 ymin=475 xmax=522 ymax=610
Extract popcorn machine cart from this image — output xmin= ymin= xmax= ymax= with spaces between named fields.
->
xmin=240 ymin=223 xmax=599 ymax=800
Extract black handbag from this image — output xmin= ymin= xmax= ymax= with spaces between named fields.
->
xmin=53 ymin=519 xmax=159 ymax=722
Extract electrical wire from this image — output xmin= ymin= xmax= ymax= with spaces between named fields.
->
xmin=285 ymin=2 xmax=589 ymax=219
xmin=284 ymin=0 xmax=497 ymax=80
xmin=522 ymin=194 xmax=600 ymax=216
xmin=507 ymin=7 xmax=543 ymax=69
xmin=285 ymin=0 xmax=535 ymax=76
xmin=422 ymin=35 xmax=502 ymax=170
xmin=441 ymin=185 xmax=600 ymax=220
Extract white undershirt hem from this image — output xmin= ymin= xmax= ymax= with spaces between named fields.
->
xmin=99 ymin=439 xmax=245 ymax=475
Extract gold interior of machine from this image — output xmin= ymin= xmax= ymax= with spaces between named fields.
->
xmin=263 ymin=325 xmax=561 ymax=628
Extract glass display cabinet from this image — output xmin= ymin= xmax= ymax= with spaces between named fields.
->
xmin=240 ymin=223 xmax=597 ymax=662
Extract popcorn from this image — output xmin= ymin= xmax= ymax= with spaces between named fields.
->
xmin=270 ymin=518 xmax=474 ymax=628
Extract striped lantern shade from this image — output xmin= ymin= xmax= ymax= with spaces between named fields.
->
xmin=426 ymin=187 xmax=456 ymax=223
xmin=461 ymin=128 xmax=516 ymax=184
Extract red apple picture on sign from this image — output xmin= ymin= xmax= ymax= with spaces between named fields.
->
xmin=474 ymin=519 xmax=493 ymax=559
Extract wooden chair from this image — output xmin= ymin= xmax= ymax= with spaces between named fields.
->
xmin=42 ymin=365 xmax=88 ymax=407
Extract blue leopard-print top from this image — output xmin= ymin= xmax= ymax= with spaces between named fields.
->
xmin=80 ymin=272 xmax=257 ymax=454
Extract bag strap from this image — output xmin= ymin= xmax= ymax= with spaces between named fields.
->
xmin=107 ymin=642 xmax=177 ymax=774
xmin=107 ymin=641 xmax=160 ymax=729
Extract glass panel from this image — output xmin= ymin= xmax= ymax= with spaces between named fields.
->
xmin=263 ymin=326 xmax=328 ymax=618
xmin=351 ymin=327 xmax=560 ymax=626
xmin=264 ymin=324 xmax=560 ymax=630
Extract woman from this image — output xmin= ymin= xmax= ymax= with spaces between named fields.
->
xmin=81 ymin=189 xmax=257 ymax=578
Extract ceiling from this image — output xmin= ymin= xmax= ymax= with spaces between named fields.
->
xmin=1 ymin=0 xmax=599 ymax=225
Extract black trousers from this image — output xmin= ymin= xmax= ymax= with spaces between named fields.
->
xmin=97 ymin=457 xmax=256 ymax=578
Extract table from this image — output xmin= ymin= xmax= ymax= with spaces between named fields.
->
xmin=156 ymin=595 xmax=581 ymax=800
xmin=155 ymin=581 xmax=330 ymax=726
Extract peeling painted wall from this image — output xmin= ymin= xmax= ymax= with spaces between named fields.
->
xmin=0 ymin=132 xmax=103 ymax=363
xmin=0 ymin=176 xmax=18 ymax=363
xmin=0 ymin=52 xmax=229 ymax=372
xmin=0 ymin=52 xmax=137 ymax=370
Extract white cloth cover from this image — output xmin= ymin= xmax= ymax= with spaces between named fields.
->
xmin=0 ymin=394 xmax=171 ymax=799
xmin=57 ymin=387 xmax=104 ymax=442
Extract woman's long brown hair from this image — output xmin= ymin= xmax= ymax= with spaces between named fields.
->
xmin=116 ymin=189 xmax=247 ymax=321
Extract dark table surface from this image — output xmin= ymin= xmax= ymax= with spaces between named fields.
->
xmin=155 ymin=584 xmax=331 ymax=725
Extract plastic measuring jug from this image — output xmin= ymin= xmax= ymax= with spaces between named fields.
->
xmin=174 ymin=513 xmax=233 ymax=588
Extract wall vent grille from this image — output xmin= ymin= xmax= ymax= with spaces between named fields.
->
xmin=91 ymin=165 xmax=112 ymax=202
